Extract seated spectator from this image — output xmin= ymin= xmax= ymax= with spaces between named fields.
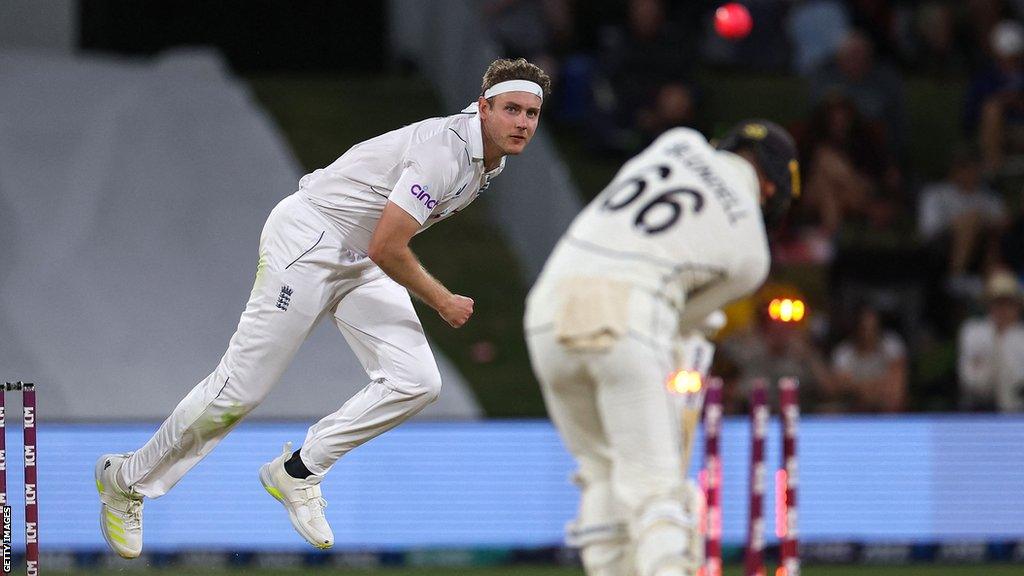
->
xmin=718 ymin=286 xmax=832 ymax=414
xmin=913 ymin=2 xmax=968 ymax=78
xmin=849 ymin=0 xmax=903 ymax=66
xmin=823 ymin=303 xmax=908 ymax=413
xmin=918 ymin=144 xmax=1009 ymax=294
xmin=484 ymin=0 xmax=551 ymax=62
xmin=787 ymin=0 xmax=850 ymax=76
xmin=966 ymin=19 xmax=1024 ymax=134
xmin=974 ymin=21 xmax=1024 ymax=177
xmin=963 ymin=0 xmax=1014 ymax=73
xmin=483 ymin=0 xmax=580 ymax=123
xmin=483 ymin=0 xmax=574 ymax=82
xmin=809 ymin=30 xmax=908 ymax=155
xmin=797 ymin=94 xmax=900 ymax=238
xmin=591 ymin=0 xmax=697 ymax=154
xmin=958 ymin=269 xmax=1024 ymax=411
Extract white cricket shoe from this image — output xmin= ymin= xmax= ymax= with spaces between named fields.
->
xmin=95 ymin=453 xmax=144 ymax=559
xmin=258 ymin=442 xmax=334 ymax=549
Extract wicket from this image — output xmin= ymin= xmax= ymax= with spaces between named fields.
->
xmin=701 ymin=376 xmax=799 ymax=576
xmin=1 ymin=382 xmax=38 ymax=576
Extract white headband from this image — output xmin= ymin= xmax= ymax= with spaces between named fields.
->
xmin=483 ymin=79 xmax=544 ymax=101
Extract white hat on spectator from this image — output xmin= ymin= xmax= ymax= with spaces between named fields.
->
xmin=992 ymin=20 xmax=1024 ymax=57
xmin=985 ymin=270 xmax=1024 ymax=303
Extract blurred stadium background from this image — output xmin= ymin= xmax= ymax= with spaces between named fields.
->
xmin=3 ymin=0 xmax=1024 ymax=574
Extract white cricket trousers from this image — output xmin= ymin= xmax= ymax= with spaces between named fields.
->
xmin=525 ymin=287 xmax=698 ymax=576
xmin=119 ymin=193 xmax=442 ymax=497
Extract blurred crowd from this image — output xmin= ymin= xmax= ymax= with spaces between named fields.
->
xmin=482 ymin=0 xmax=1024 ymax=413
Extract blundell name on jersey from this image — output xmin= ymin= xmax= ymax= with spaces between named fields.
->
xmin=664 ymin=141 xmax=750 ymax=225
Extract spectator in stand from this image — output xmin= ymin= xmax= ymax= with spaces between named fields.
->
xmin=919 ymin=144 xmax=1009 ymax=296
xmin=823 ymin=303 xmax=908 ymax=413
xmin=787 ymin=0 xmax=850 ymax=76
xmin=964 ymin=0 xmax=1020 ymax=73
xmin=809 ymin=30 xmax=908 ymax=155
xmin=483 ymin=0 xmax=579 ymax=121
xmin=797 ymin=93 xmax=900 ymax=238
xmin=591 ymin=0 xmax=697 ymax=154
xmin=914 ymin=2 xmax=969 ymax=78
xmin=718 ymin=285 xmax=833 ymax=414
xmin=958 ymin=269 xmax=1024 ymax=411
xmin=849 ymin=0 xmax=903 ymax=65
xmin=483 ymin=0 xmax=575 ymax=79
xmin=484 ymin=0 xmax=552 ymax=62
xmin=976 ymin=21 xmax=1024 ymax=174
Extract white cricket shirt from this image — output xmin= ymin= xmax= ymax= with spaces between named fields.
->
xmin=298 ymin=106 xmax=505 ymax=253
xmin=958 ymin=317 xmax=1024 ymax=412
xmin=526 ymin=128 xmax=770 ymax=333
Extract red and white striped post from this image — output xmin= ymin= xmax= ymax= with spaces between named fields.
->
xmin=776 ymin=378 xmax=800 ymax=576
xmin=701 ymin=377 xmax=723 ymax=576
xmin=745 ymin=379 xmax=768 ymax=576
xmin=0 ymin=384 xmax=7 ymax=576
xmin=21 ymin=383 xmax=37 ymax=576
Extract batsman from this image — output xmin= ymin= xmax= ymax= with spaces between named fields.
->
xmin=525 ymin=121 xmax=799 ymax=576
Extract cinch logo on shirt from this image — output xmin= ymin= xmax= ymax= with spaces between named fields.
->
xmin=411 ymin=184 xmax=438 ymax=209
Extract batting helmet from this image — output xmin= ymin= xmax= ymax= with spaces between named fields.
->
xmin=716 ymin=120 xmax=800 ymax=228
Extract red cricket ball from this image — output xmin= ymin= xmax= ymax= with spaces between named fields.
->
xmin=714 ymin=3 xmax=753 ymax=41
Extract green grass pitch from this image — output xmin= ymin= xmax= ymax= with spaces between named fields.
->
xmin=64 ymin=564 xmax=1022 ymax=575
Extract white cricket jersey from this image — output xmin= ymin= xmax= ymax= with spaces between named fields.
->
xmin=527 ymin=128 xmax=770 ymax=333
xmin=297 ymin=106 xmax=505 ymax=253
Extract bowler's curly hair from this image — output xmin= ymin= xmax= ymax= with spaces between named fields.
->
xmin=481 ymin=58 xmax=551 ymax=100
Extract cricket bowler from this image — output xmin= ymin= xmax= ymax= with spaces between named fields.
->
xmin=95 ymin=58 xmax=550 ymax=557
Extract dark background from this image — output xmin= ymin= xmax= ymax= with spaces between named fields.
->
xmin=79 ymin=0 xmax=387 ymax=71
